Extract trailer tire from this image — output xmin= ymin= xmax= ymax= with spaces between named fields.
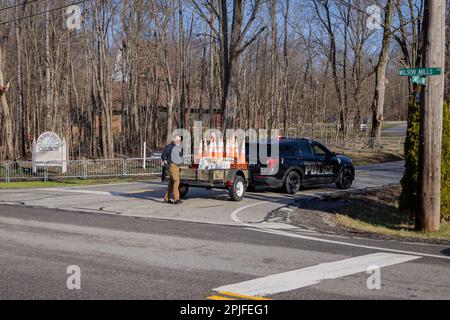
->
xmin=179 ymin=184 xmax=189 ymax=199
xmin=228 ymin=176 xmax=246 ymax=202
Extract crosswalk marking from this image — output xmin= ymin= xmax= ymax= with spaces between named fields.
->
xmin=123 ymin=189 xmax=153 ymax=195
xmin=37 ymin=188 xmax=154 ymax=196
xmin=213 ymin=252 xmax=421 ymax=297
xmin=38 ymin=188 xmax=112 ymax=196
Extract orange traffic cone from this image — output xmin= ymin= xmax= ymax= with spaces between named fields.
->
xmin=217 ymin=137 xmax=224 ymax=161
xmin=233 ymin=138 xmax=239 ymax=164
xmin=194 ymin=139 xmax=203 ymax=163
xmin=226 ymin=137 xmax=234 ymax=159
xmin=238 ymin=140 xmax=246 ymax=164
xmin=208 ymin=134 xmax=218 ymax=160
xmin=203 ymin=138 xmax=209 ymax=158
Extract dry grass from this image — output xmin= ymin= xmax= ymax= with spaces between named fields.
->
xmin=334 ymin=186 xmax=450 ymax=240
xmin=341 ymin=151 xmax=404 ymax=166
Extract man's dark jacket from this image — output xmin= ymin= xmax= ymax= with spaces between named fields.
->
xmin=161 ymin=143 xmax=182 ymax=182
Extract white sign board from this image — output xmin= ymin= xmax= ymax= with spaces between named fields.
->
xmin=32 ymin=132 xmax=67 ymax=173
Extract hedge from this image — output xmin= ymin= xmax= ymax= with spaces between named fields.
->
xmin=400 ymin=102 xmax=450 ymax=221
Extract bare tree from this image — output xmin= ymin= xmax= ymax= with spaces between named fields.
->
xmin=192 ymin=0 xmax=266 ymax=128
xmin=369 ymin=0 xmax=394 ymax=148
xmin=0 ymin=21 xmax=13 ymax=159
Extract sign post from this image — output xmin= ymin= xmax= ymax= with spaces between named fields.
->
xmin=143 ymin=141 xmax=147 ymax=169
xmin=32 ymin=132 xmax=67 ymax=174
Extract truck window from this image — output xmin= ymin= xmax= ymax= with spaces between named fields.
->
xmin=299 ymin=141 xmax=312 ymax=156
xmin=312 ymin=143 xmax=329 ymax=156
xmin=280 ymin=143 xmax=300 ymax=157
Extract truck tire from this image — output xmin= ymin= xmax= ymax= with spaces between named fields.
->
xmin=336 ymin=167 xmax=354 ymax=190
xmin=228 ymin=176 xmax=246 ymax=201
xmin=179 ymin=184 xmax=190 ymax=199
xmin=284 ymin=171 xmax=301 ymax=194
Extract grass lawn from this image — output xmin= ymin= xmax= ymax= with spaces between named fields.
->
xmin=339 ymin=150 xmax=404 ymax=166
xmin=334 ymin=186 xmax=450 ymax=240
xmin=381 ymin=123 xmax=399 ymax=130
xmin=0 ymin=178 xmax=153 ymax=189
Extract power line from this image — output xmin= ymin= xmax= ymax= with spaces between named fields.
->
xmin=0 ymin=0 xmax=43 ymax=13
xmin=0 ymin=0 xmax=89 ymax=26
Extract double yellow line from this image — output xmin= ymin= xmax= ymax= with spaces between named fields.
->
xmin=207 ymin=291 xmax=271 ymax=301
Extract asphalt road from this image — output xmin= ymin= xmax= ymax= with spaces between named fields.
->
xmin=0 ymin=161 xmax=449 ymax=300
xmin=383 ymin=122 xmax=407 ymax=136
xmin=0 ymin=204 xmax=449 ymax=300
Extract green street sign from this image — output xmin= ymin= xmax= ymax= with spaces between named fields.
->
xmin=412 ymin=76 xmax=427 ymax=86
xmin=398 ymin=67 xmax=442 ymax=77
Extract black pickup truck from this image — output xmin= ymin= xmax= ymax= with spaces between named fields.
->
xmin=248 ymin=138 xmax=355 ymax=194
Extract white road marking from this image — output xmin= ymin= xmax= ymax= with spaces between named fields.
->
xmin=214 ymin=252 xmax=421 ymax=297
xmin=231 ymin=202 xmax=450 ymax=260
xmin=247 ymin=227 xmax=450 ymax=260
xmin=37 ymin=188 xmax=112 ymax=196
xmin=44 ymin=182 xmax=138 ymax=189
xmin=230 ymin=202 xmax=266 ymax=225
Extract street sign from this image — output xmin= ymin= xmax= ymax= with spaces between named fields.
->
xmin=398 ymin=67 xmax=442 ymax=77
xmin=412 ymin=76 xmax=427 ymax=86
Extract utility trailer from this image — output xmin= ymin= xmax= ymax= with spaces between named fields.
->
xmin=178 ymin=166 xmax=250 ymax=201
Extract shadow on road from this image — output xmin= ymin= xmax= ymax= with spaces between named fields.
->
xmin=112 ymin=180 xmax=335 ymax=206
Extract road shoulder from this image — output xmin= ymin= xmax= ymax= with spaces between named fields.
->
xmin=280 ymin=185 xmax=450 ymax=246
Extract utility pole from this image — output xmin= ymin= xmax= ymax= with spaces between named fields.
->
xmin=418 ymin=0 xmax=446 ymax=231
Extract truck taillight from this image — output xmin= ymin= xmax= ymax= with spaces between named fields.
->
xmin=267 ymin=158 xmax=279 ymax=168
xmin=261 ymin=157 xmax=279 ymax=175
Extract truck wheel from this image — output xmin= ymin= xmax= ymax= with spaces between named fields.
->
xmin=336 ymin=167 xmax=354 ymax=190
xmin=179 ymin=184 xmax=189 ymax=199
xmin=284 ymin=171 xmax=301 ymax=194
xmin=229 ymin=176 xmax=246 ymax=201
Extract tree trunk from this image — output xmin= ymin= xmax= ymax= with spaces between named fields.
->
xmin=0 ymin=25 xmax=14 ymax=160
xmin=369 ymin=0 xmax=394 ymax=149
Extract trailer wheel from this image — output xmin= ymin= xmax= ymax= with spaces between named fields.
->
xmin=179 ymin=184 xmax=189 ymax=199
xmin=229 ymin=176 xmax=246 ymax=201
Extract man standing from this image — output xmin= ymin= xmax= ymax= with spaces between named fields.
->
xmin=161 ymin=136 xmax=183 ymax=204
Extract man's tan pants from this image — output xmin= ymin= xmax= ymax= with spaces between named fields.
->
xmin=165 ymin=164 xmax=180 ymax=202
